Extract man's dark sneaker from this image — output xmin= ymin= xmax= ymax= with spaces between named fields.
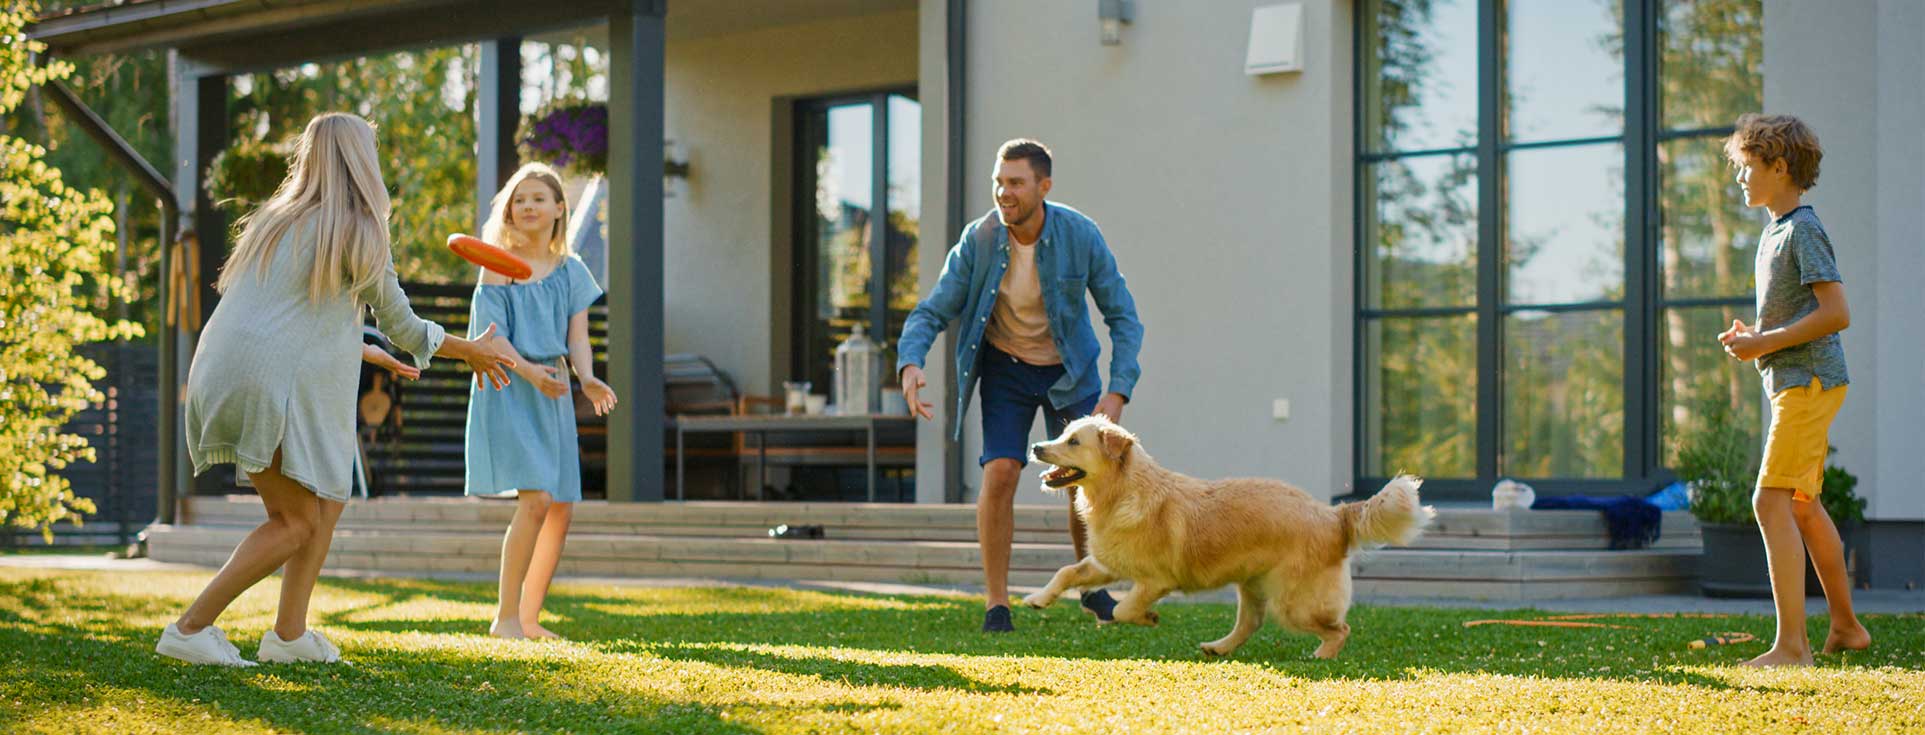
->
xmin=982 ymin=605 xmax=1015 ymax=633
xmin=1080 ymin=589 xmax=1117 ymax=622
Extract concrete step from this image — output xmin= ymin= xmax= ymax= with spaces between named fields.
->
xmin=1353 ymin=547 xmax=1697 ymax=582
xmin=182 ymin=496 xmax=1076 ymax=532
xmin=148 ymin=525 xmax=1079 ymax=571
xmin=1353 ymin=577 xmax=1697 ymax=600
xmin=180 ymin=496 xmax=1702 ymax=550
xmin=180 ymin=496 xmax=1079 ymax=543
xmin=147 ymin=524 xmax=1703 ymax=602
xmin=1410 ymin=507 xmax=1701 ymax=551
xmin=144 ymin=525 xmax=1067 ymax=587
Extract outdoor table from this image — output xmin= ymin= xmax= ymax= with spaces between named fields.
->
xmin=672 ymin=413 xmax=915 ymax=501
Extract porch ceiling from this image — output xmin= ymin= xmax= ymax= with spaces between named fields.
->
xmin=29 ymin=0 xmax=632 ymax=71
xmin=530 ymin=0 xmax=916 ymax=47
xmin=668 ymin=0 xmax=913 ymax=41
xmin=31 ymin=0 xmax=915 ymax=67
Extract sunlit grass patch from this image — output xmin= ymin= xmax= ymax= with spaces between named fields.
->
xmin=1 ymin=567 xmax=1919 ymax=734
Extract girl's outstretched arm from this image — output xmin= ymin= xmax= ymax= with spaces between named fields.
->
xmin=568 ymin=310 xmax=616 ymax=416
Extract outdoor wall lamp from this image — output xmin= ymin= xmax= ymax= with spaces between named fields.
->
xmin=1099 ymin=0 xmax=1134 ymax=46
xmin=664 ymin=139 xmax=690 ymax=198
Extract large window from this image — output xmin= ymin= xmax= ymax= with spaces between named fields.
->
xmin=1358 ymin=0 xmax=1763 ymax=496
xmin=792 ymin=91 xmax=922 ymax=400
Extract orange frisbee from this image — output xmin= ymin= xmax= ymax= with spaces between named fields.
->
xmin=447 ymin=233 xmax=533 ymax=280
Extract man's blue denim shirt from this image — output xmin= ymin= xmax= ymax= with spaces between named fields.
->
xmin=895 ymin=202 xmax=1144 ymax=440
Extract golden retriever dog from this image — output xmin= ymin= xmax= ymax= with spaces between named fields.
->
xmin=1022 ymin=416 xmax=1432 ymax=659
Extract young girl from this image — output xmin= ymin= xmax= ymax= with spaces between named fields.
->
xmin=160 ymin=113 xmax=518 ymax=666
xmin=464 ymin=162 xmax=617 ymax=639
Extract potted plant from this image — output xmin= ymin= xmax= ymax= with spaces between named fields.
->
xmin=1818 ymin=449 xmax=1867 ymax=588
xmin=1675 ymin=396 xmax=1766 ymax=597
xmin=1678 ymin=396 xmax=1868 ymax=597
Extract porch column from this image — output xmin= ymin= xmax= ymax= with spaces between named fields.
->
xmin=476 ymin=37 xmax=522 ymax=232
xmin=191 ymin=70 xmax=228 ymax=498
xmin=605 ymin=0 xmax=667 ymax=502
xmin=166 ymin=55 xmax=226 ymax=519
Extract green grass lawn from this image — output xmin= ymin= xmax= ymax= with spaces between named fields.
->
xmin=1 ymin=567 xmax=1919 ymax=734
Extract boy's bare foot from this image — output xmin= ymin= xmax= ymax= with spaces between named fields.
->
xmin=1823 ymin=623 xmax=1871 ymax=653
xmin=1742 ymin=647 xmax=1814 ymax=667
xmin=522 ymin=623 xmax=562 ymax=640
xmin=489 ymin=619 xmax=525 ymax=639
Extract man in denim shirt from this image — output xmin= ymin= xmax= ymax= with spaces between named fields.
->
xmin=897 ymin=139 xmax=1144 ymax=632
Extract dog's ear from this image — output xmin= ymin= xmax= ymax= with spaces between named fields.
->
xmin=1098 ymin=425 xmax=1135 ymax=461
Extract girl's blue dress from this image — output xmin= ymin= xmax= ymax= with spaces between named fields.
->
xmin=463 ymin=254 xmax=603 ymax=503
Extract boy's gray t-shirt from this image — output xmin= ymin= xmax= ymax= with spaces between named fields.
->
xmin=1753 ymin=205 xmax=1848 ymax=394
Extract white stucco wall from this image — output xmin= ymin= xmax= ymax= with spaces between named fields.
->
xmin=663 ymin=10 xmax=919 ymax=395
xmin=934 ymin=0 xmax=1356 ymax=505
xmin=1765 ymin=0 xmax=1925 ymax=521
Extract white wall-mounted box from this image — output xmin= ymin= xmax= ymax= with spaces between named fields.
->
xmin=1245 ymin=3 xmax=1306 ymax=75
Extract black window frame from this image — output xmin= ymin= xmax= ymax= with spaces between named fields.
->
xmin=789 ymin=86 xmax=921 ymax=405
xmin=1353 ymin=0 xmax=1759 ymax=500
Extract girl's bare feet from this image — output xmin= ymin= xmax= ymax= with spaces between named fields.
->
xmin=489 ymin=619 xmax=525 ymax=639
xmin=522 ymin=622 xmax=562 ymax=640
xmin=1742 ymin=646 xmax=1814 ymax=667
xmin=1823 ymin=622 xmax=1871 ymax=653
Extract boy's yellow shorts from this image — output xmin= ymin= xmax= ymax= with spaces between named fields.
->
xmin=1758 ymin=377 xmax=1848 ymax=502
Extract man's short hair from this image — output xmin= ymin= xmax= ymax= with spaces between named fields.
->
xmin=997 ymin=138 xmax=1052 ymax=179
xmin=1724 ymin=113 xmax=1823 ymax=191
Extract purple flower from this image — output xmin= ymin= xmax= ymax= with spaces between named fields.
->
xmin=518 ymin=102 xmax=609 ymax=173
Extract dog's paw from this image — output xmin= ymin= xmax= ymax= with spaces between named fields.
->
xmin=1115 ymin=609 xmax=1159 ymax=627
xmin=1199 ymin=641 xmax=1236 ymax=658
xmin=1019 ymin=592 xmax=1054 ymax=609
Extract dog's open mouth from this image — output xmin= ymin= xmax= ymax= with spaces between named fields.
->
xmin=1040 ymin=465 xmax=1087 ymax=488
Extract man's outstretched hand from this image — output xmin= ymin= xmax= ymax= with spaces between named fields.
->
xmin=900 ymin=365 xmax=936 ymax=420
xmin=1093 ymin=392 xmax=1126 ymax=423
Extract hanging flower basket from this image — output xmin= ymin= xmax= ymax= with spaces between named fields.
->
xmin=518 ymin=101 xmax=608 ymax=175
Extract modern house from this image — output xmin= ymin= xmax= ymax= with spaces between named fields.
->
xmin=26 ymin=0 xmax=1923 ymax=591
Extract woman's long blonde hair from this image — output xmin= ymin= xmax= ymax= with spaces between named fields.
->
xmin=215 ymin=113 xmax=391 ymax=301
xmin=481 ymin=162 xmax=571 ymax=258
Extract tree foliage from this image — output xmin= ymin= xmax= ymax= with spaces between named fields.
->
xmin=0 ymin=2 xmax=144 ymax=537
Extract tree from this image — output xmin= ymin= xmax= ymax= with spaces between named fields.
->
xmin=0 ymin=3 xmax=144 ymax=538
xmin=223 ymin=46 xmax=481 ymax=284
xmin=5 ymin=2 xmax=172 ymax=337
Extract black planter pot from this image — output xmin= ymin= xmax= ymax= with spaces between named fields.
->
xmin=1698 ymin=522 xmax=1773 ymax=598
xmin=1697 ymin=520 xmax=1859 ymax=598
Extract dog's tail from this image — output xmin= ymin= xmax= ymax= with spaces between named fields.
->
xmin=1339 ymin=475 xmax=1434 ymax=549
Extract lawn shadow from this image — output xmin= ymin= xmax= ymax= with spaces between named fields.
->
xmin=313 ymin=573 xmax=1880 ymax=693
xmin=545 ymin=588 xmax=1892 ymax=693
xmin=321 ymin=574 xmax=504 ymax=606
xmin=0 ymin=576 xmax=905 ymax=734
xmin=43 ymin=569 xmax=1905 ymax=698
xmin=606 ymin=640 xmax=1054 ymax=696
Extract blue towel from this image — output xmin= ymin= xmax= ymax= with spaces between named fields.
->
xmin=1645 ymin=481 xmax=1691 ymax=512
xmin=1531 ymin=495 xmax=1663 ymax=550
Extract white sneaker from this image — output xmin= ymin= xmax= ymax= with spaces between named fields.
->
xmin=258 ymin=629 xmax=348 ymax=664
xmin=156 ymin=624 xmax=257 ymax=667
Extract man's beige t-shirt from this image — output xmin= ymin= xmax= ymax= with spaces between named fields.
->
xmin=983 ymin=236 xmax=1062 ymax=365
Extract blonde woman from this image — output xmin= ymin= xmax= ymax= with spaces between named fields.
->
xmin=159 ymin=113 xmax=518 ymax=666
xmin=463 ymin=163 xmax=616 ymax=639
